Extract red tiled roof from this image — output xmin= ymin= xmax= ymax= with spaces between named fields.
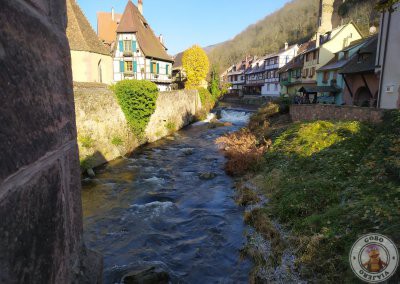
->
xmin=117 ymin=1 xmax=173 ymax=62
xmin=97 ymin=11 xmax=122 ymax=44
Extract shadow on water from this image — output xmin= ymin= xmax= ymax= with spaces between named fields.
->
xmin=82 ymin=108 xmax=255 ymax=283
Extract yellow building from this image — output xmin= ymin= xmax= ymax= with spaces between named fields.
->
xmin=302 ymin=22 xmax=363 ymax=85
xmin=67 ymin=0 xmax=113 ymax=85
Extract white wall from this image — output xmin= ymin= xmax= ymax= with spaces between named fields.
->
xmin=71 ymin=51 xmax=113 ymax=85
xmin=377 ymin=4 xmax=400 ymax=109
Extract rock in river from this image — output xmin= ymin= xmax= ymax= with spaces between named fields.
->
xmin=199 ymin=172 xmax=217 ymax=180
xmin=122 ymin=267 xmax=170 ymax=284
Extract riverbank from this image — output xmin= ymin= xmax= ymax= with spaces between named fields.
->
xmin=217 ymin=104 xmax=400 ymax=282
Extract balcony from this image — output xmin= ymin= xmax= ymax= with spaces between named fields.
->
xmin=122 ymin=72 xmax=172 ymax=83
xmin=147 ymin=73 xmax=172 ymax=83
xmin=265 ymin=77 xmax=279 ymax=83
xmin=304 ymin=59 xmax=318 ymax=67
xmin=245 ymin=79 xmax=265 ymax=86
xmin=265 ymin=63 xmax=279 ymax=70
xmin=123 ymin=51 xmax=133 ymax=57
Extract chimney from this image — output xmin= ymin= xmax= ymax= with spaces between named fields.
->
xmin=138 ymin=0 xmax=143 ymax=15
xmin=111 ymin=7 xmax=115 ymax=21
xmin=159 ymin=34 xmax=164 ymax=45
xmin=285 ymin=42 xmax=289 ymax=50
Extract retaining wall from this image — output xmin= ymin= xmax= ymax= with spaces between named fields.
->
xmin=290 ymin=104 xmax=384 ymax=123
xmin=74 ymin=84 xmax=201 ymax=169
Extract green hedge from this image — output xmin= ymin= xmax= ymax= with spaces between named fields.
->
xmin=113 ymin=80 xmax=158 ymax=137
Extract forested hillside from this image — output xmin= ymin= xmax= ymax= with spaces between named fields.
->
xmin=209 ymin=0 xmax=378 ymax=73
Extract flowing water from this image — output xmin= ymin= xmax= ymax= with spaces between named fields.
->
xmin=82 ymin=108 xmax=254 ymax=283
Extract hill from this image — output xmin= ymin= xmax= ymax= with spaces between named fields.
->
xmin=209 ymin=0 xmax=378 ymax=73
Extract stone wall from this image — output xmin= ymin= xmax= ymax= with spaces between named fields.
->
xmin=75 ymin=84 xmax=201 ymax=169
xmin=290 ymin=104 xmax=384 ymax=123
xmin=0 ymin=1 xmax=101 ymax=283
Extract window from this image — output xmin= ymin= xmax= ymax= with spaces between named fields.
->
xmin=323 ymin=71 xmax=329 ymax=83
xmin=123 ymin=40 xmax=132 ymax=52
xmin=125 ymin=61 xmax=133 ymax=72
xmin=267 ymin=84 xmax=270 ymax=91
xmin=275 ymin=83 xmax=278 ymax=91
xmin=310 ymin=67 xmax=315 ymax=78
xmin=333 ymin=71 xmax=338 ymax=80
xmin=151 ymin=62 xmax=157 ymax=74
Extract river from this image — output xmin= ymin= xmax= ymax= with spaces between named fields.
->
xmin=82 ymin=107 xmax=254 ymax=283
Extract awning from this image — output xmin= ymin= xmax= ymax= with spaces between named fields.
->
xmin=299 ymin=86 xmax=341 ymax=94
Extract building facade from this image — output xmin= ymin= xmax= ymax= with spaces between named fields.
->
xmin=317 ymin=38 xmax=371 ymax=105
xmin=262 ymin=43 xmax=299 ymax=97
xmin=376 ymin=2 xmax=400 ymax=109
xmin=279 ymin=41 xmax=316 ymax=98
xmin=244 ymin=58 xmax=265 ymax=95
xmin=226 ymin=56 xmax=257 ymax=95
xmin=67 ymin=0 xmax=113 ymax=85
xmin=113 ymin=1 xmax=173 ymax=91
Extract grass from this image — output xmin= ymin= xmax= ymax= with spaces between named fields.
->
xmin=111 ymin=136 xmax=124 ymax=146
xmin=165 ymin=121 xmax=177 ymax=133
xmin=220 ymin=104 xmax=400 ymax=282
xmin=78 ymin=135 xmax=94 ymax=148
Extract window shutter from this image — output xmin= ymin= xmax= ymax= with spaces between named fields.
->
xmin=132 ymin=40 xmax=137 ymax=52
xmin=119 ymin=41 xmax=124 ymax=52
xmin=166 ymin=64 xmax=169 ymax=75
xmin=157 ymin=63 xmax=160 ymax=74
xmin=133 ymin=61 xmax=137 ymax=73
xmin=150 ymin=62 xmax=154 ymax=73
xmin=120 ymin=61 xmax=124 ymax=72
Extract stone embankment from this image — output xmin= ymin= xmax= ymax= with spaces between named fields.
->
xmin=74 ymin=83 xmax=202 ymax=169
xmin=290 ymin=104 xmax=384 ymax=123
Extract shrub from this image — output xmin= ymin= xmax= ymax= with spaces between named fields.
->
xmin=78 ymin=135 xmax=94 ymax=148
xmin=113 ymin=80 xmax=158 ymax=137
xmin=111 ymin=136 xmax=123 ymax=146
xmin=216 ymin=129 xmax=269 ymax=176
xmin=165 ymin=121 xmax=176 ymax=133
xmin=198 ymin=87 xmax=215 ymax=113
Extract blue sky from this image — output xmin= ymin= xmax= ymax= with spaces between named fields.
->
xmin=77 ymin=0 xmax=291 ymax=55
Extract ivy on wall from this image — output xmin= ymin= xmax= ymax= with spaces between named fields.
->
xmin=113 ymin=80 xmax=159 ymax=137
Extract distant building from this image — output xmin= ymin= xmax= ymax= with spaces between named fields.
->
xmin=97 ymin=8 xmax=122 ymax=47
xmin=226 ymin=56 xmax=257 ymax=96
xmin=66 ymin=0 xmax=113 ymax=84
xmin=376 ymin=1 xmax=400 ymax=109
xmin=279 ymin=41 xmax=316 ymax=97
xmin=172 ymin=52 xmax=186 ymax=89
xmin=244 ymin=58 xmax=266 ymax=96
xmin=113 ymin=0 xmax=174 ymax=91
xmin=262 ymin=43 xmax=299 ymax=97
xmin=295 ymin=0 xmax=362 ymax=101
